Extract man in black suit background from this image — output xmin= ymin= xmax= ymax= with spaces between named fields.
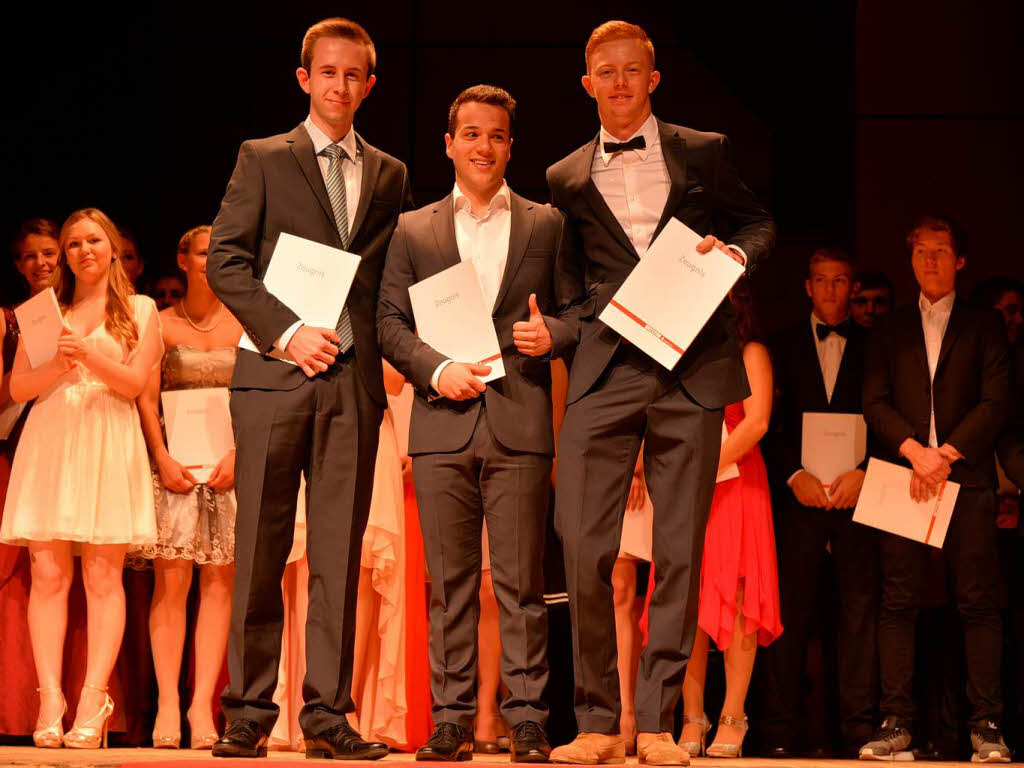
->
xmin=545 ymin=21 xmax=775 ymax=766
xmin=377 ymin=85 xmax=579 ymax=763
xmin=206 ymin=18 xmax=412 ymax=759
xmin=860 ymin=216 xmax=1011 ymax=763
xmin=758 ymin=248 xmax=878 ymax=758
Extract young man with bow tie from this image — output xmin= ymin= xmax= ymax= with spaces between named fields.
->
xmin=545 ymin=20 xmax=775 ymax=766
xmin=377 ymin=85 xmax=580 ymax=763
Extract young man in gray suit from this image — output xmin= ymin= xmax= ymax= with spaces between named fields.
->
xmin=206 ymin=17 xmax=412 ymax=759
xmin=378 ymin=85 xmax=580 ymax=763
xmin=546 ymin=21 xmax=775 ymax=766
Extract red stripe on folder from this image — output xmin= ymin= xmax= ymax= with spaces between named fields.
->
xmin=608 ymin=299 xmax=685 ymax=355
xmin=478 ymin=353 xmax=501 ymax=365
xmin=924 ymin=481 xmax=947 ymax=545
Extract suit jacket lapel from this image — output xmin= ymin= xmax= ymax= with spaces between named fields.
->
xmin=801 ymin=323 xmax=830 ymax=408
xmin=348 ymin=134 xmax=381 ymax=248
xmin=935 ymin=298 xmax=965 ymax=376
xmin=653 ymin=121 xmax=688 ymax=240
xmin=572 ymin=135 xmax=640 ymax=261
xmin=492 ymin=193 xmax=535 ymax=314
xmin=287 ymin=124 xmax=337 ymax=233
xmin=430 ymin=195 xmax=462 ymax=271
xmin=907 ymin=308 xmax=931 ymax=381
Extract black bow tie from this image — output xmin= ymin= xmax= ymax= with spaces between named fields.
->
xmin=603 ymin=135 xmax=646 ymax=155
xmin=816 ymin=321 xmax=850 ymax=341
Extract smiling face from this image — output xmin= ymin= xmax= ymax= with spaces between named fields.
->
xmin=14 ymin=233 xmax=60 ymax=295
xmin=297 ymin=36 xmax=376 ymax=139
xmin=176 ymin=230 xmax=212 ymax=292
xmin=806 ymin=259 xmax=853 ymax=324
xmin=64 ymin=219 xmax=114 ymax=285
xmin=445 ymin=101 xmax=511 ymax=201
xmin=582 ymin=38 xmax=660 ymax=137
xmin=910 ymin=229 xmax=964 ymax=302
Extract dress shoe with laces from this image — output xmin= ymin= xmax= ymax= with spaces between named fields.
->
xmin=971 ymin=722 xmax=1011 ymax=763
xmin=637 ymin=732 xmax=690 ymax=765
xmin=212 ymin=718 xmax=269 ymax=758
xmin=304 ymin=720 xmax=388 ymax=760
xmin=550 ymin=732 xmax=625 ymax=764
xmin=417 ymin=722 xmax=474 ymax=761
xmin=510 ymin=720 xmax=551 ymax=763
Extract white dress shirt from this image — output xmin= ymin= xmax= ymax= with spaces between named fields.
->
xmin=430 ymin=181 xmax=512 ymax=392
xmin=919 ymin=291 xmax=956 ymax=448
xmin=275 ymin=116 xmax=364 ymax=351
xmin=788 ymin=313 xmax=850 ymax=486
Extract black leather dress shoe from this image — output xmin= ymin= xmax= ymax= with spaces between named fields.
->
xmin=212 ymin=718 xmax=269 ymax=758
xmin=304 ymin=721 xmax=389 ymax=760
xmin=416 ymin=722 xmax=473 ymax=761
xmin=510 ymin=720 xmax=551 ymax=763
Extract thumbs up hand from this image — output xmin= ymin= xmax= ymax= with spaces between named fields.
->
xmin=512 ymin=293 xmax=553 ymax=357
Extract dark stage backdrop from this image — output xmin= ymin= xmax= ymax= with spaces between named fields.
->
xmin=3 ymin=1 xmax=1020 ymax=325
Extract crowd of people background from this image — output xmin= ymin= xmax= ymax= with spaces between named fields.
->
xmin=1 ymin=15 xmax=1023 ymax=766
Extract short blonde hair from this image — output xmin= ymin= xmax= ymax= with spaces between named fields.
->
xmin=301 ymin=17 xmax=376 ymax=77
xmin=585 ymin=20 xmax=655 ymax=71
xmin=177 ymin=225 xmax=211 ymax=255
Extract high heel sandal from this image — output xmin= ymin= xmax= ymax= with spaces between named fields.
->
xmin=187 ymin=709 xmax=220 ymax=749
xmin=33 ymin=687 xmax=66 ymax=748
xmin=677 ymin=713 xmax=710 ymax=757
xmin=706 ymin=714 xmax=749 ymax=758
xmin=152 ymin=722 xmax=181 ymax=749
xmin=63 ymin=684 xmax=114 ymax=749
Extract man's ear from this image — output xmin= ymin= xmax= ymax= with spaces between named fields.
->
xmin=581 ymin=74 xmax=595 ymax=99
xmin=955 ymin=255 xmax=966 ymax=272
xmin=296 ymin=67 xmax=311 ymax=94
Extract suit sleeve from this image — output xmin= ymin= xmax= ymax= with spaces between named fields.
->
xmin=768 ymin=335 xmax=805 ymax=481
xmin=997 ymin=344 xmax=1024 ymax=488
xmin=206 ymin=141 xmax=299 ymax=353
xmin=376 ymin=216 xmax=447 ymax=393
xmin=712 ymin=135 xmax=776 ymax=273
xmin=863 ymin=320 xmax=918 ymax=457
xmin=946 ymin=314 xmax=1011 ymax=462
xmin=541 ymin=211 xmax=585 ymax=360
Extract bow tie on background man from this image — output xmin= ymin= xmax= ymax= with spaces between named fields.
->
xmin=603 ymin=135 xmax=646 ymax=155
xmin=816 ymin=320 xmax=850 ymax=341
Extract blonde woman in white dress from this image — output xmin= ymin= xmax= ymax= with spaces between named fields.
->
xmin=0 ymin=208 xmax=162 ymax=749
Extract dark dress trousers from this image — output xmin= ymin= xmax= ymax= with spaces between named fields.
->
xmin=862 ymin=299 xmax=1010 ymax=728
xmin=207 ymin=122 xmax=412 ymax=735
xmin=547 ymin=120 xmax=775 ymax=734
xmin=759 ymin=320 xmax=879 ymax=753
xmin=376 ymin=192 xmax=580 ymax=729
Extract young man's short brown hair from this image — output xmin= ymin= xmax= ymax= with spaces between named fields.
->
xmin=301 ymin=18 xmax=376 ymax=77
xmin=807 ymin=246 xmax=853 ymax=275
xmin=906 ymin=215 xmax=967 ymax=256
xmin=447 ymin=85 xmax=516 ymax=136
xmin=585 ymin=20 xmax=655 ymax=71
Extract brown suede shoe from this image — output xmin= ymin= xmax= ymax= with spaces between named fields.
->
xmin=550 ymin=732 xmax=626 ymax=764
xmin=638 ymin=732 xmax=690 ymax=765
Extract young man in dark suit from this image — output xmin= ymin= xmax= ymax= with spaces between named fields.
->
xmin=545 ymin=21 xmax=775 ymax=766
xmin=861 ymin=216 xmax=1011 ymax=763
xmin=758 ymin=248 xmax=878 ymax=758
xmin=206 ymin=18 xmax=412 ymax=759
xmin=377 ymin=85 xmax=580 ymax=763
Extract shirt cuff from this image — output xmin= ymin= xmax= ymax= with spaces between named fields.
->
xmin=430 ymin=360 xmax=454 ymax=393
xmin=786 ymin=469 xmax=803 ymax=486
xmin=275 ymin=321 xmax=304 ymax=353
xmin=727 ymin=244 xmax=748 ymax=266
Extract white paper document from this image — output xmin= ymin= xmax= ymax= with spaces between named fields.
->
xmin=162 ymin=388 xmax=234 ymax=484
xmin=853 ymin=457 xmax=959 ymax=548
xmin=408 ymin=260 xmax=505 ymax=384
xmin=716 ymin=421 xmax=740 ymax=483
xmin=801 ymin=412 xmax=867 ymax=493
xmin=238 ymin=232 xmax=361 ymax=363
xmin=14 ymin=288 xmax=63 ymax=369
xmin=598 ymin=218 xmax=745 ymax=369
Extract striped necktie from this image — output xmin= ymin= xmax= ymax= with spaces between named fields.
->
xmin=319 ymin=143 xmax=355 ymax=353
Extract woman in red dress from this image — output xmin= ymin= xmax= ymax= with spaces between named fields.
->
xmin=677 ymin=280 xmax=783 ymax=758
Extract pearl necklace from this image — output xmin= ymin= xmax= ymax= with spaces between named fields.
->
xmin=179 ymin=302 xmax=223 ymax=333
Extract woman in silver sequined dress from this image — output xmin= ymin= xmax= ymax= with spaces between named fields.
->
xmin=133 ymin=225 xmax=243 ymax=749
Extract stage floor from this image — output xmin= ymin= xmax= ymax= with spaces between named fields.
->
xmin=0 ymin=749 xmax=976 ymax=768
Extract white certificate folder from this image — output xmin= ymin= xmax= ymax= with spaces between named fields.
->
xmin=801 ymin=412 xmax=867 ymax=490
xmin=599 ymin=218 xmax=745 ymax=370
xmin=407 ymin=260 xmax=505 ymax=384
xmin=238 ymin=232 xmax=361 ymax=363
xmin=162 ymin=388 xmax=234 ymax=484
xmin=853 ymin=458 xmax=959 ymax=548
xmin=14 ymin=287 xmax=63 ymax=369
